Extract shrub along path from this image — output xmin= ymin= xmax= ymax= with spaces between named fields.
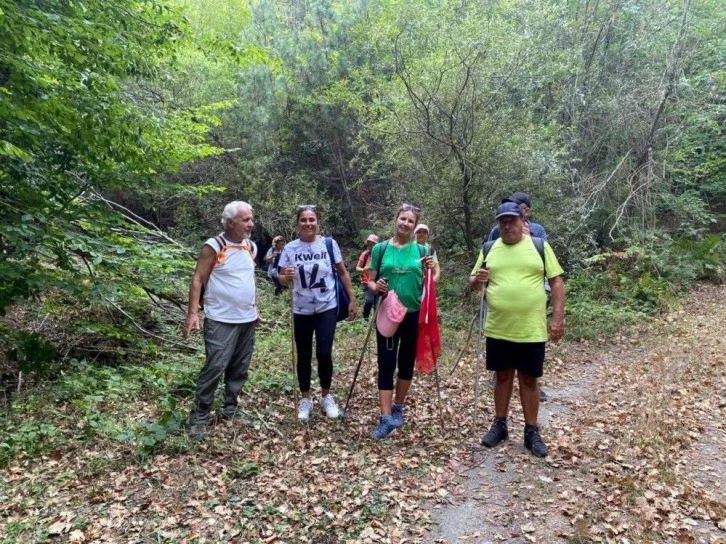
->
xmin=426 ymin=283 xmax=726 ymax=543
xmin=0 ymin=285 xmax=724 ymax=543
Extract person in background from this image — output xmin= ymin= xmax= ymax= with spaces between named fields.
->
xmin=278 ymin=206 xmax=357 ymax=421
xmin=356 ymin=234 xmax=380 ymax=320
xmin=487 ymin=192 xmax=547 ymax=241
xmin=487 ymin=192 xmax=550 ymax=402
xmin=469 ymin=201 xmax=565 ymax=457
xmin=366 ymin=204 xmax=434 ymax=440
xmin=264 ymin=235 xmax=286 ymax=296
xmin=182 ymin=201 xmax=259 ymax=440
xmin=414 ymin=224 xmax=441 ymax=283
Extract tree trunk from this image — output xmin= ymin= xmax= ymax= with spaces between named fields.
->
xmin=455 ymin=149 xmax=474 ymax=252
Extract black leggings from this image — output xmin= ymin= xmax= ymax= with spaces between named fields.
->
xmin=293 ymin=308 xmax=337 ymax=392
xmin=376 ymin=311 xmax=419 ymax=390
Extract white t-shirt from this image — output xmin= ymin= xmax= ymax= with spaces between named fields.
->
xmin=278 ymin=236 xmax=342 ymax=315
xmin=202 ymin=235 xmax=257 ymax=324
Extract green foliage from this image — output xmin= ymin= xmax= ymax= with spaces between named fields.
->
xmin=567 ymin=233 xmax=725 ymax=338
xmin=114 ymin=397 xmax=186 ymax=457
xmin=0 ymin=422 xmax=62 ymax=467
xmin=656 ymin=234 xmax=726 ymax=285
xmin=567 ymin=270 xmax=665 ymax=340
xmin=231 ymin=460 xmax=260 ymax=480
xmin=0 ymin=0 xmax=219 ymax=320
xmin=4 ymin=330 xmax=57 ymax=376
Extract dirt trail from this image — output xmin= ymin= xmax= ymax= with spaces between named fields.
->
xmin=426 ymin=284 xmax=726 ymax=544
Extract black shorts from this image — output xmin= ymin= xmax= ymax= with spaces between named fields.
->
xmin=486 ymin=337 xmax=545 ymax=378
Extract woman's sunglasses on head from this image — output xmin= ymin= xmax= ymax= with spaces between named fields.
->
xmin=400 ymin=203 xmax=420 ymax=213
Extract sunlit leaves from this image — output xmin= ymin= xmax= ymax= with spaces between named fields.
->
xmin=0 ymin=0 xmax=219 ymax=313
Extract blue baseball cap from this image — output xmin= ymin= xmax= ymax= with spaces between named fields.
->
xmin=495 ymin=201 xmax=524 ymax=220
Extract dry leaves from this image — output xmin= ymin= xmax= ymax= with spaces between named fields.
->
xmin=1 ymin=285 xmax=725 ymax=542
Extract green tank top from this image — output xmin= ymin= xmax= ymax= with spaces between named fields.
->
xmin=371 ymin=241 xmax=427 ymax=312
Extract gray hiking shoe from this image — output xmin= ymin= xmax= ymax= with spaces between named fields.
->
xmin=189 ymin=418 xmax=210 ymax=440
xmin=524 ymin=424 xmax=548 ymax=458
xmin=539 ymin=388 xmax=548 ymax=402
xmin=371 ymin=415 xmax=397 ymax=440
xmin=391 ymin=404 xmax=404 ymax=428
xmin=319 ymin=394 xmax=340 ymax=419
xmin=481 ymin=417 xmax=508 ymax=448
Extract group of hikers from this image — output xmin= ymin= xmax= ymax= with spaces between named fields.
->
xmin=181 ymin=194 xmax=565 ymax=458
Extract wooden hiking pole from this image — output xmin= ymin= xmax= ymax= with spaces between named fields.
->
xmin=341 ymin=304 xmax=378 ymax=420
xmin=472 ymin=278 xmax=488 ymax=446
xmin=446 ymin=313 xmax=477 ymax=380
xmin=433 ymin=366 xmax=445 ymax=429
xmin=290 ymin=290 xmax=298 ymax=428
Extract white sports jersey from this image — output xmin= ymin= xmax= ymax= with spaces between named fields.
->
xmin=278 ymin=236 xmax=342 ymax=315
xmin=202 ymin=235 xmax=257 ymax=324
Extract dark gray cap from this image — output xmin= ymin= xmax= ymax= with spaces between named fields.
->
xmin=504 ymin=192 xmax=531 ymax=208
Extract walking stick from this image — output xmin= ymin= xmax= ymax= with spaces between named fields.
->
xmin=290 ymin=290 xmax=299 ymax=428
xmin=341 ymin=303 xmax=379 ymax=420
xmin=433 ymin=366 xmax=445 ymax=428
xmin=472 ymin=284 xmax=487 ymax=445
xmin=446 ymin=313 xmax=477 ymax=380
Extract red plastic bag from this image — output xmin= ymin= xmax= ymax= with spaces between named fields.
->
xmin=416 ymin=270 xmax=441 ymax=375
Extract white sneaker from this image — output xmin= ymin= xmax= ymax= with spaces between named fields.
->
xmin=298 ymin=397 xmax=314 ymax=421
xmin=319 ymin=394 xmax=340 ymax=419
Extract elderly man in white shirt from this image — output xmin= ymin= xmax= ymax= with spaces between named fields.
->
xmin=182 ymin=201 xmax=259 ymax=440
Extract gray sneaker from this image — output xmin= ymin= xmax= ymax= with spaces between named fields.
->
xmin=189 ymin=418 xmax=210 ymax=440
xmin=391 ymin=404 xmax=404 ymax=428
xmin=524 ymin=424 xmax=548 ymax=457
xmin=298 ymin=397 xmax=314 ymax=421
xmin=371 ymin=415 xmax=397 ymax=440
xmin=481 ymin=417 xmax=508 ymax=448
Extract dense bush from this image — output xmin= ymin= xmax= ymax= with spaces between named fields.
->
xmin=566 ymin=233 xmax=725 ymax=339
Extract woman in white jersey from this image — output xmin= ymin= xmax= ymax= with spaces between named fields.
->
xmin=278 ymin=206 xmax=357 ymax=421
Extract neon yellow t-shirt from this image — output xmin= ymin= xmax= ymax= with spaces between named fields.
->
xmin=470 ymin=238 xmax=563 ymax=342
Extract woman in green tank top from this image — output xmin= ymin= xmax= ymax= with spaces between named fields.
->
xmin=366 ymin=204 xmax=434 ymax=440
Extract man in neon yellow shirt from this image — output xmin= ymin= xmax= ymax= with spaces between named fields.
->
xmin=469 ymin=201 xmax=565 ymax=457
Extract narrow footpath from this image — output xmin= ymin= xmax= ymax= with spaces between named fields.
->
xmin=425 ymin=284 xmax=726 ymax=544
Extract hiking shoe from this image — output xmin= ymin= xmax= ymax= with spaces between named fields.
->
xmin=371 ymin=415 xmax=397 ymax=440
xmin=539 ymin=388 xmax=548 ymax=402
xmin=487 ymin=373 xmax=495 ymax=391
xmin=481 ymin=417 xmax=508 ymax=448
xmin=189 ymin=419 xmax=210 ymax=441
xmin=298 ymin=397 xmax=314 ymax=421
xmin=319 ymin=394 xmax=340 ymax=419
xmin=524 ymin=424 xmax=548 ymax=458
xmin=391 ymin=404 xmax=404 ymax=428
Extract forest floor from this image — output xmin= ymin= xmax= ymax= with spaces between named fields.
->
xmin=426 ymin=283 xmax=726 ymax=544
xmin=0 ymin=284 xmax=724 ymax=543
